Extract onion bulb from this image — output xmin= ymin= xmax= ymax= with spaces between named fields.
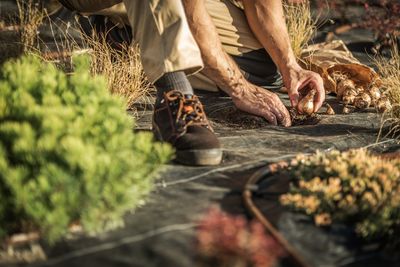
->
xmin=298 ymin=89 xmax=316 ymax=115
xmin=354 ymin=93 xmax=372 ymax=109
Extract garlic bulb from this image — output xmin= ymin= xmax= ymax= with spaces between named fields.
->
xmin=342 ymin=95 xmax=356 ymax=105
xmin=354 ymin=93 xmax=372 ymax=109
xmin=343 ymin=106 xmax=351 ymax=114
xmin=367 ymin=86 xmax=381 ymax=101
xmin=355 ymin=87 xmax=364 ymax=94
xmin=343 ymin=88 xmax=358 ymax=97
xmin=298 ymin=89 xmax=316 ymax=115
xmin=325 ymin=104 xmax=335 ymax=115
xmin=332 ymin=72 xmax=348 ymax=83
xmin=337 ymin=79 xmax=356 ymax=97
xmin=376 ymin=98 xmax=392 ymax=113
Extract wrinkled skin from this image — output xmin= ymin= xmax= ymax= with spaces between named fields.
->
xmin=183 ymin=0 xmax=325 ymax=127
xmin=231 ymin=81 xmax=292 ymax=126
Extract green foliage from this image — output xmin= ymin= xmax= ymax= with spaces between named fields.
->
xmin=280 ymin=149 xmax=400 ymax=245
xmin=0 ymin=55 xmax=172 ymax=243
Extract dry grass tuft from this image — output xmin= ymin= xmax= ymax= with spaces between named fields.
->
xmin=32 ymin=19 xmax=152 ymax=113
xmin=16 ymin=0 xmax=45 ymax=53
xmin=375 ymin=45 xmax=400 ymax=138
xmin=284 ymin=0 xmax=317 ymax=59
xmin=82 ymin=32 xmax=153 ymax=111
xmin=4 ymin=3 xmax=152 ymax=113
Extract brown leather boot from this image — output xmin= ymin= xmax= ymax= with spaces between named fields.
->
xmin=153 ymin=90 xmax=222 ymax=166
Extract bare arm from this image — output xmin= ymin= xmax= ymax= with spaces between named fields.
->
xmin=182 ymin=0 xmax=240 ymax=94
xmin=242 ymin=0 xmax=325 ymax=111
xmin=182 ymin=0 xmax=291 ymax=126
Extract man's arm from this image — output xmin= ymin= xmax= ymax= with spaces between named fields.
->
xmin=242 ymin=0 xmax=325 ymax=112
xmin=182 ymin=0 xmax=291 ymax=126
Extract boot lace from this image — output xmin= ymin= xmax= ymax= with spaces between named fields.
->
xmin=165 ymin=91 xmax=210 ymax=132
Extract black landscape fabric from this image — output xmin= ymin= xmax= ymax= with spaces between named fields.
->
xmin=4 ymin=90 xmax=397 ymax=267
xmin=252 ymin=169 xmax=400 ymax=267
xmin=1 ymin=2 xmax=399 ymax=266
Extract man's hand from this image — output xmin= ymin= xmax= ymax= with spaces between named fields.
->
xmin=242 ymin=0 xmax=325 ymax=113
xmin=183 ymin=0 xmax=292 ymax=127
xmin=284 ymin=65 xmax=325 ymax=112
xmin=231 ymin=82 xmax=292 ymax=127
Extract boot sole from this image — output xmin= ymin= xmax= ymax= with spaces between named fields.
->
xmin=175 ymin=149 xmax=223 ymax=166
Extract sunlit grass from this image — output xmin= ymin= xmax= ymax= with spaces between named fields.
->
xmin=284 ymin=0 xmax=317 ymax=59
xmin=375 ymin=45 xmax=400 ymax=139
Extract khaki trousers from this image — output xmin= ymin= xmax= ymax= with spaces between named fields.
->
xmin=60 ymin=0 xmax=281 ymax=91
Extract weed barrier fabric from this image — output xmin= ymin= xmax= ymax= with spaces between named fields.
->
xmin=1 ymin=3 xmax=399 ymax=267
xmin=2 ymin=91 xmax=398 ymax=267
xmin=246 ymin=167 xmax=400 ymax=267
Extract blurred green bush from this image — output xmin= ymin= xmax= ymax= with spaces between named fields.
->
xmin=0 ymin=55 xmax=172 ymax=243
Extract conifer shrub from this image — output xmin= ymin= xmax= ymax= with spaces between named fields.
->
xmin=0 ymin=55 xmax=172 ymax=243
xmin=280 ymin=149 xmax=400 ymax=246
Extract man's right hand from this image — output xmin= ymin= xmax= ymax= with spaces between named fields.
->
xmin=182 ymin=0 xmax=291 ymax=127
xmin=230 ymin=81 xmax=292 ymax=127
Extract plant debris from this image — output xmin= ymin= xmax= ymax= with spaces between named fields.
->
xmin=289 ymin=108 xmax=321 ymax=126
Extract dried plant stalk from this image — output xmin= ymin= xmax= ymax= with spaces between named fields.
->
xmin=284 ymin=0 xmax=317 ymax=59
xmin=374 ymin=44 xmax=400 ymax=138
xmin=16 ymin=0 xmax=45 ymax=53
xmin=87 ymin=36 xmax=152 ymax=110
xmin=34 ymin=17 xmax=152 ymax=113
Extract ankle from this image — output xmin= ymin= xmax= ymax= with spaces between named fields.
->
xmin=154 ymin=71 xmax=193 ymax=104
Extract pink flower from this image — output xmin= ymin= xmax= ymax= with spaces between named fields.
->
xmin=196 ymin=207 xmax=285 ymax=267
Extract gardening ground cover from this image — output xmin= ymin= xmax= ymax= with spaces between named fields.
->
xmin=2 ymin=91 xmax=393 ymax=267
xmin=0 ymin=1 xmax=399 ymax=266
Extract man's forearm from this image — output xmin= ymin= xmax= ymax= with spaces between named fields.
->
xmin=182 ymin=0 xmax=292 ymax=126
xmin=181 ymin=0 xmax=246 ymax=97
xmin=242 ymin=0 xmax=300 ymax=84
xmin=242 ymin=0 xmax=325 ymax=111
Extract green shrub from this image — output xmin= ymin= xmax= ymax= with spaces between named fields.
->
xmin=0 ymin=55 xmax=172 ymax=243
xmin=280 ymin=149 xmax=400 ymax=245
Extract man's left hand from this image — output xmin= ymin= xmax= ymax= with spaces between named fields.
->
xmin=284 ymin=66 xmax=325 ymax=113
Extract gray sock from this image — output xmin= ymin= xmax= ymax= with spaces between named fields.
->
xmin=154 ymin=71 xmax=193 ymax=104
